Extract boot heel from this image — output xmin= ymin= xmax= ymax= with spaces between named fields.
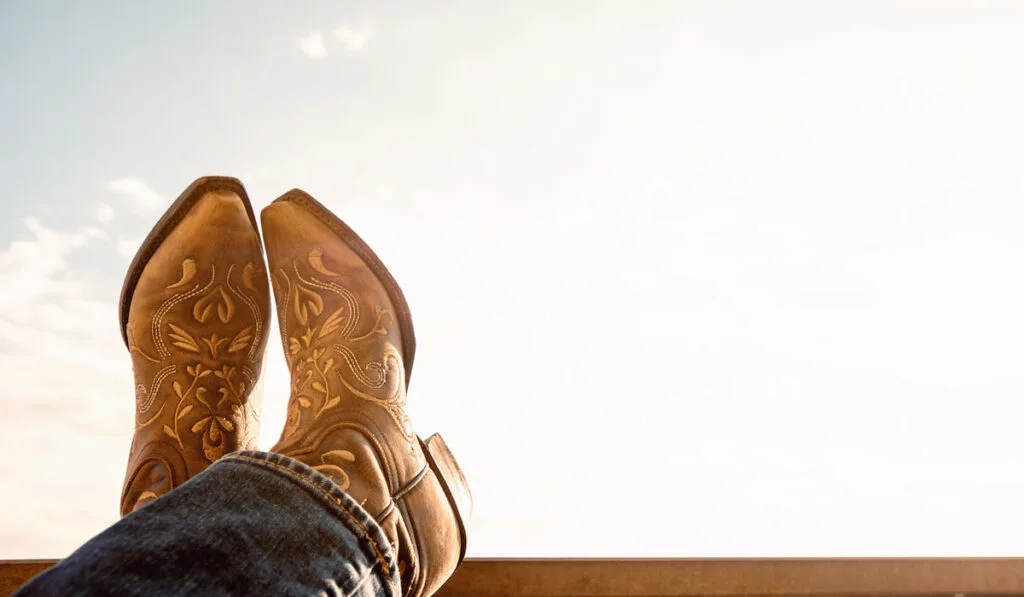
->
xmin=420 ymin=433 xmax=472 ymax=564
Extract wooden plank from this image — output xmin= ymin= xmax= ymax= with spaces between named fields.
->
xmin=0 ymin=561 xmax=52 ymax=597
xmin=436 ymin=558 xmax=1024 ymax=596
xmin=6 ymin=558 xmax=1024 ymax=596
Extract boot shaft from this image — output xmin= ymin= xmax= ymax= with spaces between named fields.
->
xmin=262 ymin=191 xmax=470 ymax=596
xmin=121 ymin=178 xmax=270 ymax=515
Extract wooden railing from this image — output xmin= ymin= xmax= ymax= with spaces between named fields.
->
xmin=5 ymin=558 xmax=1024 ymax=596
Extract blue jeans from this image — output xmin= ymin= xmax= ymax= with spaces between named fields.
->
xmin=15 ymin=451 xmax=401 ymax=597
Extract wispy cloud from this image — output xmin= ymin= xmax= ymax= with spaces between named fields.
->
xmin=0 ymin=217 xmax=131 ymax=558
xmin=334 ymin=21 xmax=372 ymax=52
xmin=298 ymin=31 xmax=328 ymax=59
xmin=298 ymin=21 xmax=372 ymax=59
xmin=0 ymin=216 xmax=125 ymax=427
xmin=0 ymin=218 xmax=106 ymax=317
xmin=93 ymin=202 xmax=115 ymax=223
xmin=105 ymin=178 xmax=163 ymax=212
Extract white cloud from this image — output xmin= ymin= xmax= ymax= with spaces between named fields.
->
xmin=0 ymin=216 xmax=121 ymax=390
xmin=298 ymin=31 xmax=328 ymax=59
xmin=93 ymin=202 xmax=115 ymax=223
xmin=334 ymin=21 xmax=372 ymax=51
xmin=116 ymin=236 xmax=142 ymax=259
xmin=0 ymin=218 xmax=106 ymax=317
xmin=0 ymin=217 xmax=131 ymax=557
xmin=297 ymin=22 xmax=371 ymax=59
xmin=105 ymin=178 xmax=163 ymax=211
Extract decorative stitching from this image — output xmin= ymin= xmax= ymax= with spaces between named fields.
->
xmin=276 ymin=247 xmax=411 ymax=441
xmin=313 ymin=448 xmax=357 ymax=490
xmin=296 ymin=266 xmax=361 ymax=336
xmin=332 ymin=343 xmax=387 ymax=388
xmin=226 ymin=263 xmax=265 ymax=362
xmin=132 ymin=259 xmax=264 ymax=464
xmin=137 ymin=365 xmax=176 ymax=413
xmin=281 ymin=193 xmax=414 ymax=386
xmin=150 ymin=265 xmax=216 ymax=358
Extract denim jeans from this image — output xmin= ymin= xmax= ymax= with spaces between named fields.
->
xmin=15 ymin=451 xmax=401 ymax=597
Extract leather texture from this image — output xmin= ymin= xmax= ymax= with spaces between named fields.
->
xmin=263 ymin=189 xmax=470 ymax=597
xmin=120 ymin=177 xmax=270 ymax=516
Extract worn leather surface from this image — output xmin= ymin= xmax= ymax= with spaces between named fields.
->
xmin=121 ymin=186 xmax=270 ymax=516
xmin=263 ymin=192 xmax=467 ymax=596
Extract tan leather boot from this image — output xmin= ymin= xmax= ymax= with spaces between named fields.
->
xmin=262 ymin=190 xmax=471 ymax=596
xmin=120 ymin=176 xmax=271 ymax=516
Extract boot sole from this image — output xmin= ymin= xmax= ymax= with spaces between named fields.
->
xmin=118 ymin=176 xmax=261 ymax=347
xmin=269 ymin=189 xmax=417 ymax=386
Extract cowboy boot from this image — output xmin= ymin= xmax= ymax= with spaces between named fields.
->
xmin=120 ymin=176 xmax=271 ymax=515
xmin=262 ymin=190 xmax=471 ymax=596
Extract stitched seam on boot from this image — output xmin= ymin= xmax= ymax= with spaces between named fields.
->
xmin=227 ymin=454 xmax=392 ymax=579
xmin=392 ymin=464 xmax=428 ymax=500
xmin=375 ymin=499 xmax=396 ymax=521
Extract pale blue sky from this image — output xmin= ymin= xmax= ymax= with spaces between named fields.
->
xmin=4 ymin=1 xmax=1024 ymax=558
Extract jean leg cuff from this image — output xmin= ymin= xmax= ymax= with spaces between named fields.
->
xmin=221 ymin=450 xmax=400 ymax=584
